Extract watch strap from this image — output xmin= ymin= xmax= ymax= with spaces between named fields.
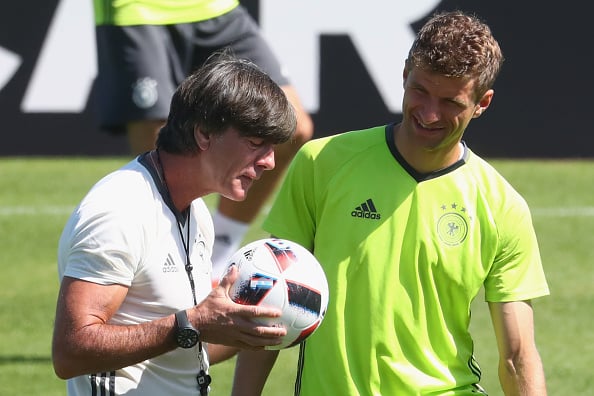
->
xmin=174 ymin=310 xmax=200 ymax=348
xmin=175 ymin=310 xmax=191 ymax=328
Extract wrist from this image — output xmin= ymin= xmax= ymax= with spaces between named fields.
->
xmin=174 ymin=310 xmax=200 ymax=349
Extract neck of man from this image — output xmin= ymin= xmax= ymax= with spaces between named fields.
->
xmin=156 ymin=149 xmax=199 ymax=213
xmin=393 ymin=124 xmax=464 ymax=174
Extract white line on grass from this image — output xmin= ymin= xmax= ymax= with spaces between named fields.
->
xmin=530 ymin=207 xmax=594 ymax=217
xmin=1 ymin=205 xmax=594 ymax=217
xmin=0 ymin=205 xmax=75 ymax=216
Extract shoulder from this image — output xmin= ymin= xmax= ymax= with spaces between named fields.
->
xmin=300 ymin=125 xmax=388 ymax=163
xmin=463 ymin=152 xmax=533 ymax=231
xmin=466 ymin=152 xmax=527 ymax=202
xmin=285 ymin=125 xmax=392 ymax=191
xmin=78 ymin=160 xmax=159 ymax=221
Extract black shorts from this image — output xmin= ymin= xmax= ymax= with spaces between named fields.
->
xmin=94 ymin=5 xmax=289 ymax=133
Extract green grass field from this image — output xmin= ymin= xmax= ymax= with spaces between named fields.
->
xmin=1 ymin=157 xmax=593 ymax=395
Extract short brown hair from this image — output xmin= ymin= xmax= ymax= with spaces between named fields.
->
xmin=406 ymin=11 xmax=504 ymax=101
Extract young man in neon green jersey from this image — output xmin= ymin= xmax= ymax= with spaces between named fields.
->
xmin=232 ymin=11 xmax=549 ymax=396
xmin=93 ymin=0 xmax=313 ymax=276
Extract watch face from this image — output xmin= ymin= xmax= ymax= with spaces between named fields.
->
xmin=176 ymin=328 xmax=199 ymax=349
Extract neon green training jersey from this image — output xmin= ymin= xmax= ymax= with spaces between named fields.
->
xmin=263 ymin=124 xmax=549 ymax=396
xmin=93 ymin=0 xmax=239 ymax=25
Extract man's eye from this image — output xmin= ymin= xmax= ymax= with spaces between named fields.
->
xmin=248 ymin=139 xmax=265 ymax=148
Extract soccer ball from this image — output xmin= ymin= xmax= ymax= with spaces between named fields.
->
xmin=226 ymin=238 xmax=329 ymax=350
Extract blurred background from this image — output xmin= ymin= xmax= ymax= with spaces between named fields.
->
xmin=1 ymin=0 xmax=590 ymax=157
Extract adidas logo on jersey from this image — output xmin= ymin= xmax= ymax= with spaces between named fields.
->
xmin=351 ymin=198 xmax=381 ymax=220
xmin=162 ymin=253 xmax=179 ymax=273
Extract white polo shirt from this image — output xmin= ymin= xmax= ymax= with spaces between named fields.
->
xmin=57 ymin=157 xmax=214 ymax=395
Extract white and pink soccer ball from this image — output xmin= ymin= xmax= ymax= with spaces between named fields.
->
xmin=226 ymin=238 xmax=329 ymax=350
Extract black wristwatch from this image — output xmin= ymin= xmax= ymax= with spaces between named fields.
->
xmin=174 ymin=310 xmax=200 ymax=349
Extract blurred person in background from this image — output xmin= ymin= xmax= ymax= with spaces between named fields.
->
xmin=93 ymin=0 xmax=314 ymax=279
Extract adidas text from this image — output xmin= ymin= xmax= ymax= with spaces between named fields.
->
xmin=162 ymin=254 xmax=179 ymax=273
xmin=351 ymin=210 xmax=381 ymax=220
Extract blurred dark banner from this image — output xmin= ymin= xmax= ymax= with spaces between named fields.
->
xmin=0 ymin=0 xmax=589 ymax=157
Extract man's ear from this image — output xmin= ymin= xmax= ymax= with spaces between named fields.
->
xmin=473 ymin=89 xmax=494 ymax=118
xmin=403 ymin=67 xmax=409 ymax=88
xmin=194 ymin=127 xmax=210 ymax=150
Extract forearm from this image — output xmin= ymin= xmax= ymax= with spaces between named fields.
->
xmin=231 ymin=349 xmax=279 ymax=396
xmin=208 ymin=344 xmax=239 ymax=365
xmin=53 ymin=315 xmax=177 ymax=379
xmin=499 ymin=352 xmax=547 ymax=396
xmin=53 ymin=269 xmax=287 ymax=379
xmin=489 ymin=301 xmax=547 ymax=396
